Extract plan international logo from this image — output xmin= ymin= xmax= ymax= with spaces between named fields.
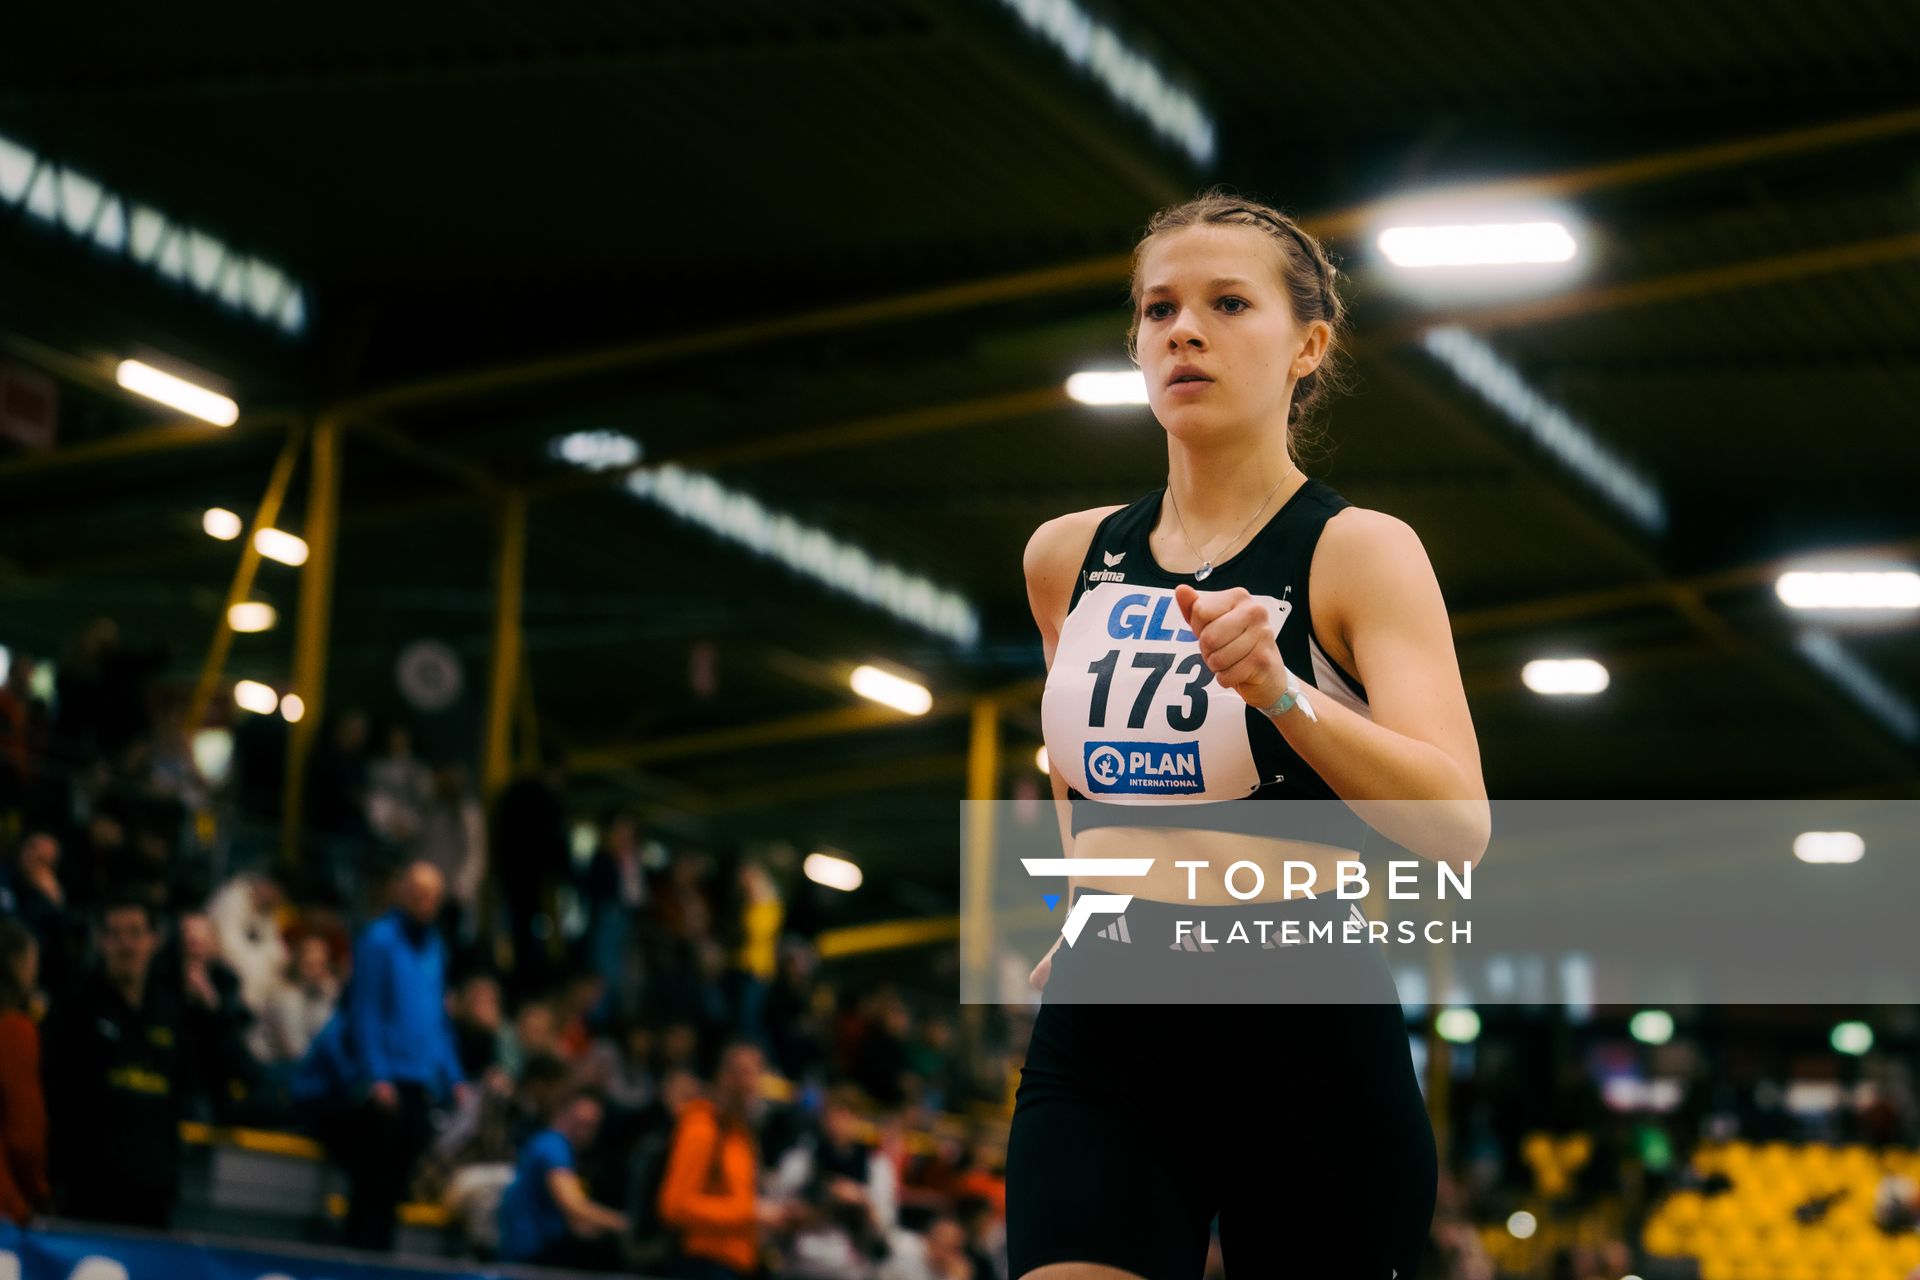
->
xmin=1020 ymin=857 xmax=1475 ymax=947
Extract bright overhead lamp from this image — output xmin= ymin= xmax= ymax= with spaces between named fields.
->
xmin=804 ymin=850 xmax=863 ymax=892
xmin=851 ymin=664 xmax=932 ymax=715
xmin=1775 ymin=570 xmax=1920 ymax=611
xmin=202 ymin=507 xmax=243 ymax=540
xmin=253 ymin=528 xmax=309 ymax=566
xmin=1065 ymin=370 xmax=1149 ymax=406
xmin=279 ymin=693 xmax=306 ymax=724
xmin=1521 ymin=658 xmax=1609 ymax=696
xmin=1435 ymin=1008 xmax=1480 ymax=1044
xmin=232 ymin=679 xmax=278 ymax=715
xmin=115 ymin=358 xmax=238 ymax=426
xmin=1034 ymin=745 xmax=1051 ymax=775
xmin=1380 ymin=221 xmax=1577 ymax=268
xmin=1793 ymin=831 xmax=1864 ymax=865
xmin=227 ymin=602 xmax=276 ymax=633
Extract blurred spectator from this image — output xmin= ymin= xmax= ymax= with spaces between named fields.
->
xmin=173 ymin=910 xmax=258 ymax=1120
xmin=366 ymin=724 xmax=431 ymax=866
xmin=494 ymin=764 xmax=571 ymax=998
xmin=257 ymin=935 xmax=339 ymax=1064
xmin=766 ymin=941 xmax=828 ymax=1085
xmin=0 ymin=652 xmax=49 ymax=820
xmin=0 ymin=917 xmax=49 ymax=1225
xmin=42 ymin=893 xmax=187 ymax=1227
xmin=336 ymin=861 xmax=467 ymax=1251
xmin=626 ymin=1068 xmax=705 ymax=1274
xmin=905 ymin=1017 xmax=958 ymax=1112
xmin=773 ymin=1086 xmax=897 ymax=1279
xmin=725 ymin=861 xmax=783 ymax=1047
xmin=583 ymin=1019 xmax=658 ymax=1114
xmin=660 ymin=1040 xmax=783 ymax=1280
xmin=2 ymin=832 xmax=70 ymax=994
xmin=583 ymin=811 xmax=648 ymax=1023
xmin=417 ymin=763 xmax=485 ymax=951
xmin=207 ymin=868 xmax=288 ymax=1021
xmin=497 ymin=1089 xmax=630 ymax=1268
xmin=876 ymin=1215 xmax=975 ymax=1280
xmin=556 ymin=971 xmax=609 ymax=1059
xmin=501 ymin=996 xmax=561 ymax=1078
xmin=304 ymin=709 xmax=372 ymax=910
xmin=49 ymin=619 xmax=163 ymax=778
xmin=852 ymin=994 xmax=913 ymax=1108
xmin=450 ymin=972 xmax=505 ymax=1080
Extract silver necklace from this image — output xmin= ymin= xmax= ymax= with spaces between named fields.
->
xmin=1165 ymin=463 xmax=1296 ymax=582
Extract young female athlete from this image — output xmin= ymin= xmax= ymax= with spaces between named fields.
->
xmin=1009 ymin=190 xmax=1491 ymax=1279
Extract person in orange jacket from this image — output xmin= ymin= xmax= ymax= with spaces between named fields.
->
xmin=658 ymin=1040 xmax=789 ymax=1279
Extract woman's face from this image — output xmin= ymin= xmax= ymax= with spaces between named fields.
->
xmin=1134 ymin=225 xmax=1327 ymax=446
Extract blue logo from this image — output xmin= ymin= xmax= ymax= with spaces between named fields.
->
xmin=1106 ymin=593 xmax=1196 ymax=643
xmin=1082 ymin=740 xmax=1206 ymax=795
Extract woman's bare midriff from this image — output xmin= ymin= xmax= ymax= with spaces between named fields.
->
xmin=1069 ymin=824 xmax=1365 ymax=906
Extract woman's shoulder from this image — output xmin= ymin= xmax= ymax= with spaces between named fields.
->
xmin=1022 ymin=504 xmax=1128 ymax=584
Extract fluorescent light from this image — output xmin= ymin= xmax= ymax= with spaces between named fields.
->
xmin=227 ymin=602 xmax=276 ymax=633
xmin=1831 ymin=1021 xmax=1873 ymax=1056
xmin=279 ymin=693 xmax=305 ymax=724
xmin=232 ymin=680 xmax=278 ymax=715
xmin=1775 ymin=570 xmax=1920 ymax=610
xmin=551 ymin=430 xmax=643 ymax=471
xmin=1794 ymin=631 xmax=1919 ymax=741
xmin=1034 ymin=745 xmax=1050 ymax=775
xmin=202 ymin=507 xmax=243 ymax=540
xmin=1380 ymin=222 xmax=1577 ymax=268
xmin=1422 ymin=326 xmax=1664 ymax=534
xmin=1629 ymin=1010 xmax=1674 ymax=1045
xmin=804 ymin=850 xmax=863 ymax=892
xmin=1435 ymin=1007 xmax=1480 ymax=1043
xmin=990 ymin=0 xmax=1215 ymax=165
xmin=1506 ymin=1211 xmax=1537 ymax=1240
xmin=1066 ymin=370 xmax=1149 ymax=406
xmin=614 ymin=452 xmax=980 ymax=647
xmin=253 ymin=528 xmax=309 ymax=566
xmin=1793 ymin=831 xmax=1864 ymax=865
xmin=0 ymin=646 xmax=9 ymax=686
xmin=850 ymin=664 xmax=932 ymax=715
xmin=0 ymin=130 xmax=306 ymax=336
xmin=191 ymin=728 xmax=234 ymax=786
xmin=1521 ymin=657 xmax=1609 ymax=696
xmin=115 ymin=359 xmax=238 ymax=426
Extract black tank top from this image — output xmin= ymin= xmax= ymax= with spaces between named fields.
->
xmin=1039 ymin=476 xmax=1372 ymax=846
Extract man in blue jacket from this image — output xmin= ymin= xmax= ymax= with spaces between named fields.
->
xmin=340 ymin=860 xmax=467 ymax=1250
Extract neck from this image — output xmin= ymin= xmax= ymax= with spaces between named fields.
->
xmin=110 ymin=970 xmax=145 ymax=1007
xmin=1164 ymin=432 xmax=1300 ymax=546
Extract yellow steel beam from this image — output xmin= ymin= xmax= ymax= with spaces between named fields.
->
xmin=960 ymin=698 xmax=1000 ymax=997
xmin=816 ymin=916 xmax=961 ymax=961
xmin=332 ymin=106 xmax=1920 ymax=417
xmin=185 ymin=420 xmax=310 ymax=731
xmin=1313 ymin=104 xmax=1920 ymax=239
xmin=483 ymin=490 xmax=528 ymax=799
xmin=568 ymin=676 xmax=1045 ymax=771
xmin=280 ymin=417 xmax=343 ymax=872
xmin=528 ymin=386 xmax=1070 ymax=501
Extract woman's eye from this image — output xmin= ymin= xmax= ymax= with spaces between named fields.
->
xmin=1144 ymin=297 xmax=1246 ymax=320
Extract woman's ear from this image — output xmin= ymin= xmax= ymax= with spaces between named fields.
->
xmin=1290 ymin=320 xmax=1332 ymax=379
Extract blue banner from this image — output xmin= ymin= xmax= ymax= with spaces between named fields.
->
xmin=0 ymin=1222 xmax=585 ymax=1280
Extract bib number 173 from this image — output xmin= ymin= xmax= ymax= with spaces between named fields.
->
xmin=1087 ymin=649 xmax=1211 ymax=731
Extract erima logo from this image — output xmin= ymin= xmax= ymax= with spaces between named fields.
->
xmin=1088 ymin=550 xmax=1127 ymax=583
xmin=1084 ymin=740 xmax=1206 ymax=795
xmin=1021 ymin=858 xmax=1154 ymax=945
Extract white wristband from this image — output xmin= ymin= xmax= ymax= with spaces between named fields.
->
xmin=1260 ymin=669 xmax=1317 ymax=723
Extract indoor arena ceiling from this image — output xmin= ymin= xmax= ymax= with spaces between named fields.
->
xmin=2 ymin=0 xmax=1918 ymax=902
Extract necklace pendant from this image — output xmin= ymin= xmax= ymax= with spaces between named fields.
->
xmin=1194 ymin=562 xmax=1213 ymax=582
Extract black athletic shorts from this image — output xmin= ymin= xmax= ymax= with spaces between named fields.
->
xmin=1007 ymin=893 xmax=1438 ymax=1280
